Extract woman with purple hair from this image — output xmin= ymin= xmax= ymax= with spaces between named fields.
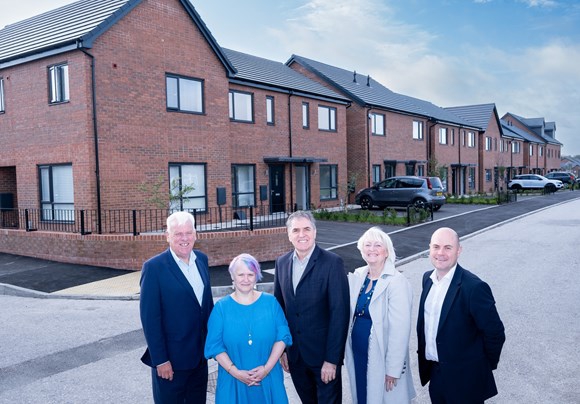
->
xmin=205 ymin=253 xmax=292 ymax=403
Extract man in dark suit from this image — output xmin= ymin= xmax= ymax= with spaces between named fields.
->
xmin=417 ymin=227 xmax=505 ymax=404
xmin=140 ymin=211 xmax=213 ymax=404
xmin=274 ymin=210 xmax=349 ymax=404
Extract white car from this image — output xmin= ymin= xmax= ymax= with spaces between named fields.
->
xmin=507 ymin=174 xmax=563 ymax=192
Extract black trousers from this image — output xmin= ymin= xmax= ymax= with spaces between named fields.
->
xmin=428 ymin=361 xmax=484 ymax=404
xmin=289 ymin=353 xmax=342 ymax=404
xmin=151 ymin=361 xmax=208 ymax=404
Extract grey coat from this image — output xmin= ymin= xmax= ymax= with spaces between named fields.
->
xmin=345 ymin=261 xmax=416 ymax=404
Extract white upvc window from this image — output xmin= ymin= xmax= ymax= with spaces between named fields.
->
xmin=49 ymin=63 xmax=69 ymax=103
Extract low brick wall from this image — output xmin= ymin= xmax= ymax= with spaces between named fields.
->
xmin=0 ymin=227 xmax=290 ymax=271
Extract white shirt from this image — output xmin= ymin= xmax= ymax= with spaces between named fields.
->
xmin=170 ymin=249 xmax=204 ymax=305
xmin=424 ymin=264 xmax=457 ymax=361
xmin=292 ymin=248 xmax=313 ymax=293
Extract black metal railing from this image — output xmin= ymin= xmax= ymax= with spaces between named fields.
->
xmin=0 ymin=204 xmax=295 ymax=236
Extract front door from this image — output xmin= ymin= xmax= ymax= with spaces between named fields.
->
xmin=269 ymin=165 xmax=285 ymax=213
xmin=295 ymin=165 xmax=310 ymax=210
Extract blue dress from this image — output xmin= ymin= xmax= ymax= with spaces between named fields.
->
xmin=351 ymin=277 xmax=377 ymax=404
xmin=205 ymin=293 xmax=292 ymax=404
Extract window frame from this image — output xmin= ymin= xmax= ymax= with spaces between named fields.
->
xmin=48 ymin=63 xmax=69 ymax=104
xmin=266 ymin=96 xmax=275 ymax=125
xmin=317 ymin=105 xmax=337 ymax=132
xmin=439 ymin=127 xmax=448 ymax=145
xmin=302 ymin=102 xmax=310 ymax=129
xmin=412 ymin=120 xmax=423 ymax=140
xmin=370 ymin=113 xmax=385 ymax=136
xmin=468 ymin=167 xmax=476 ymax=190
xmin=39 ymin=163 xmax=74 ymax=222
xmin=229 ymin=90 xmax=254 ymax=123
xmin=372 ymin=165 xmax=381 ymax=184
xmin=169 ymin=163 xmax=207 ymax=212
xmin=467 ymin=131 xmax=475 ymax=148
xmin=319 ymin=164 xmax=338 ymax=200
xmin=485 ymin=137 xmax=492 ymax=151
xmin=0 ymin=77 xmax=5 ymax=113
xmin=166 ymin=73 xmax=204 ymax=114
xmin=232 ymin=164 xmax=256 ymax=207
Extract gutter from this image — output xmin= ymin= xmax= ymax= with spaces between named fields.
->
xmin=78 ymin=44 xmax=103 ymax=234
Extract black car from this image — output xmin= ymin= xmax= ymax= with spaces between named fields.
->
xmin=545 ymin=172 xmax=576 ymax=185
xmin=355 ymin=176 xmax=446 ymax=211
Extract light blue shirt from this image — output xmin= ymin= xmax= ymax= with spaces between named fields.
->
xmin=169 ymin=249 xmax=204 ymax=305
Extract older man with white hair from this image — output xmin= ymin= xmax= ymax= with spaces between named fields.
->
xmin=140 ymin=211 xmax=214 ymax=404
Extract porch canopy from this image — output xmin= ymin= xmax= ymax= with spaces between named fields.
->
xmin=263 ymin=156 xmax=328 ymax=163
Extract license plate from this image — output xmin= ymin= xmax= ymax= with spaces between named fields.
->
xmin=436 ymin=192 xmax=442 ymax=196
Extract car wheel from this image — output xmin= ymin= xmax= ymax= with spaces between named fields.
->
xmin=360 ymin=196 xmax=373 ymax=210
xmin=433 ymin=205 xmax=441 ymax=212
xmin=412 ymin=198 xmax=427 ymax=210
xmin=510 ymin=184 xmax=521 ymax=192
xmin=545 ymin=184 xmax=556 ymax=193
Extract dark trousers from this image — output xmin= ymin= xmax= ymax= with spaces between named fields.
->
xmin=151 ymin=361 xmax=208 ymax=404
xmin=289 ymin=354 xmax=342 ymax=404
xmin=428 ymin=361 xmax=483 ymax=404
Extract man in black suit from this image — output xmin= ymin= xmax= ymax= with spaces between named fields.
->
xmin=140 ymin=211 xmax=213 ymax=404
xmin=417 ymin=227 xmax=505 ymax=403
xmin=274 ymin=210 xmax=349 ymax=404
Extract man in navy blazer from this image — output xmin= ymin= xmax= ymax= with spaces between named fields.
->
xmin=417 ymin=227 xmax=505 ymax=403
xmin=274 ymin=211 xmax=349 ymax=404
xmin=140 ymin=211 xmax=213 ymax=404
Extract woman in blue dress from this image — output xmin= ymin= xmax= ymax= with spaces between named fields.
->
xmin=345 ymin=227 xmax=416 ymax=403
xmin=205 ymin=253 xmax=292 ymax=403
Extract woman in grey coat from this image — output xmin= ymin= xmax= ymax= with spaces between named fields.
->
xmin=345 ymin=227 xmax=416 ymax=404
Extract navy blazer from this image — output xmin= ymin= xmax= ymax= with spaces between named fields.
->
xmin=274 ymin=245 xmax=349 ymax=367
xmin=140 ymin=248 xmax=213 ymax=371
xmin=417 ymin=264 xmax=505 ymax=402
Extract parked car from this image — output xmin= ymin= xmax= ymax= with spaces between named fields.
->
xmin=545 ymin=172 xmax=576 ymax=185
xmin=507 ymin=174 xmax=563 ymax=192
xmin=355 ymin=176 xmax=446 ymax=211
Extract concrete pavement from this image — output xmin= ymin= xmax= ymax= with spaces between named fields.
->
xmin=1 ymin=194 xmax=580 ymax=403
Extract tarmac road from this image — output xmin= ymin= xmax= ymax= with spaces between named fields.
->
xmin=1 ymin=191 xmax=579 ymax=403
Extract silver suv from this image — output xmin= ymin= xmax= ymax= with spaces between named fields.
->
xmin=355 ymin=176 xmax=446 ymax=211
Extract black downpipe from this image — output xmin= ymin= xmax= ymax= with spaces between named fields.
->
xmin=79 ymin=46 xmax=103 ymax=234
xmin=288 ymin=92 xmax=294 ymax=209
xmin=366 ymin=107 xmax=371 ymax=187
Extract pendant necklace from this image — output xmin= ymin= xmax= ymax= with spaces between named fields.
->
xmin=241 ymin=293 xmax=256 ymax=346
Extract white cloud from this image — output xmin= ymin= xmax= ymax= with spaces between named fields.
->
xmin=517 ymin=0 xmax=558 ymax=8
xmin=265 ymin=0 xmax=579 ymax=154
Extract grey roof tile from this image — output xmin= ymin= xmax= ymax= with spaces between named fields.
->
xmin=223 ymin=48 xmax=348 ymax=102
xmin=287 ymin=54 xmax=479 ymax=128
xmin=444 ymin=103 xmax=496 ymax=130
xmin=0 ymin=0 xmax=134 ymax=63
xmin=500 ymin=119 xmax=536 ymax=142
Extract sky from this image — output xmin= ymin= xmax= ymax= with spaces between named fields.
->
xmin=2 ymin=0 xmax=579 ymax=156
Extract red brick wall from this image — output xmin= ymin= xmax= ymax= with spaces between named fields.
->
xmin=0 ymin=51 xmax=96 ymax=209
xmin=0 ymin=227 xmax=290 ymax=270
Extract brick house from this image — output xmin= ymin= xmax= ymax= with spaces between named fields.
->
xmin=499 ymin=120 xmax=526 ymax=179
xmin=0 ymin=0 xmax=350 ymax=268
xmin=286 ymin=55 xmax=482 ymax=196
xmin=445 ymin=103 xmax=507 ymax=192
xmin=502 ymin=113 xmax=562 ymax=174
xmin=0 ymin=0 xmax=348 ymax=231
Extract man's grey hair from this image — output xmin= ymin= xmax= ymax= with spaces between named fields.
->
xmin=166 ymin=211 xmax=195 ymax=233
xmin=286 ymin=210 xmax=316 ymax=231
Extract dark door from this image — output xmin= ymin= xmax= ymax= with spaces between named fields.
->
xmin=269 ymin=165 xmax=285 ymax=213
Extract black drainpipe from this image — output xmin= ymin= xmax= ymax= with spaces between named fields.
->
xmin=366 ymin=106 xmax=371 ymax=187
xmin=288 ymin=91 xmax=294 ymax=209
xmin=79 ymin=45 xmax=103 ymax=234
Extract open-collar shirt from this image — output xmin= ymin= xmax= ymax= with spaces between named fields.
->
xmin=424 ymin=264 xmax=457 ymax=361
xmin=169 ymin=248 xmax=204 ymax=305
xmin=292 ymin=247 xmax=314 ymax=293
